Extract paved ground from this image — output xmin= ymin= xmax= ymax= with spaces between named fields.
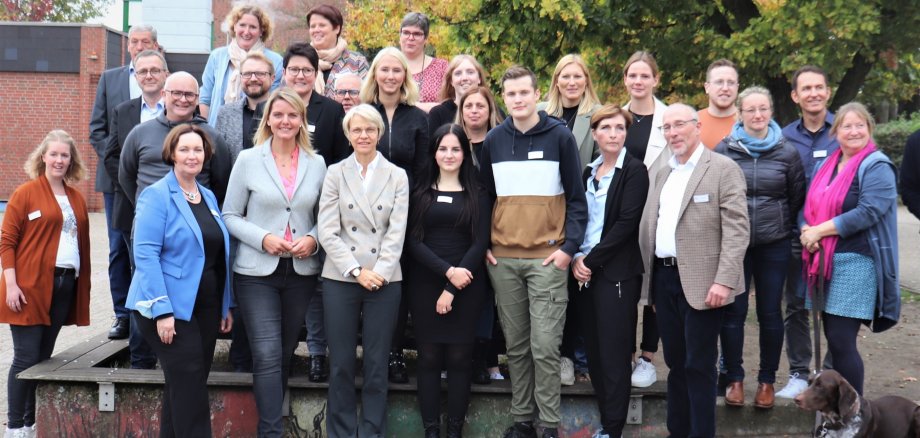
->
xmin=1 ymin=208 xmax=918 ymax=426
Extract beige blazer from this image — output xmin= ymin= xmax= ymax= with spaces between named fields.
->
xmin=536 ymin=102 xmax=601 ymax=167
xmin=641 ymin=146 xmax=749 ymax=310
xmin=318 ymin=153 xmax=410 ymax=283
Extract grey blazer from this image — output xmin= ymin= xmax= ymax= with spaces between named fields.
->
xmin=641 ymin=146 xmax=749 ymax=310
xmin=222 ymin=139 xmax=328 ymax=276
xmin=89 ymin=65 xmax=131 ymax=192
xmin=214 ymin=98 xmax=249 ymax=163
xmin=318 ymin=153 xmax=409 ymax=283
xmin=537 ymin=102 xmax=601 ymax=167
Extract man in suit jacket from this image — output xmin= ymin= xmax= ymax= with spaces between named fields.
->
xmin=642 ymin=103 xmax=749 ymax=438
xmin=89 ymin=25 xmax=159 ymax=340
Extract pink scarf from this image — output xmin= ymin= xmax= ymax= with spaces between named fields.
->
xmin=802 ymin=142 xmax=876 ymax=287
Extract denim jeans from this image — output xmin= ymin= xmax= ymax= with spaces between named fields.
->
xmin=235 ymin=259 xmax=317 ymax=437
xmin=654 ymin=264 xmax=724 ymax=438
xmin=304 ymin=280 xmax=327 ymax=356
xmin=721 ymin=239 xmax=789 ymax=383
xmin=125 ymin=234 xmax=157 ymax=369
xmin=103 ymin=192 xmax=132 ymax=318
xmin=7 ymin=271 xmax=75 ymax=428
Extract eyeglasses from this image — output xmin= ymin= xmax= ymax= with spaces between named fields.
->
xmin=740 ymin=106 xmax=772 ymax=115
xmin=164 ymin=89 xmax=199 ymax=101
xmin=400 ymin=30 xmax=425 ymax=40
xmin=334 ymin=89 xmax=360 ymax=97
xmin=659 ymin=119 xmax=697 ymax=133
xmin=349 ymin=127 xmax=378 ymax=136
xmin=709 ymin=79 xmax=738 ymax=88
xmin=135 ymin=68 xmax=164 ymax=77
xmin=286 ymin=67 xmax=316 ymax=77
xmin=241 ymin=71 xmax=270 ymax=79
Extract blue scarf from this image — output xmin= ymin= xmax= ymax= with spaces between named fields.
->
xmin=730 ymin=119 xmax=783 ymax=157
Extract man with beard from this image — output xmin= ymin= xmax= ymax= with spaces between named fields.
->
xmin=215 ymin=51 xmax=276 ymax=163
xmin=698 ymin=59 xmax=739 ymax=149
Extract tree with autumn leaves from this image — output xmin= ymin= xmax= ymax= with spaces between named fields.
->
xmin=1 ymin=0 xmax=110 ymax=22
xmin=347 ymin=0 xmax=920 ymax=123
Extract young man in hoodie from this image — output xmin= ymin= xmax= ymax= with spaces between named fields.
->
xmin=481 ymin=66 xmax=588 ymax=438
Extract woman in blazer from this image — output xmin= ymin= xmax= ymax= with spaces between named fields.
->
xmin=318 ymin=104 xmax=409 ymax=438
xmin=360 ymin=46 xmax=429 ymax=382
xmin=621 ymin=50 xmax=669 ymax=388
xmin=127 ymin=124 xmax=233 ymax=438
xmin=222 ymin=89 xmax=326 ymax=436
xmin=571 ymin=106 xmax=649 ymax=438
xmin=538 ymin=54 xmax=603 ymax=168
xmin=1 ymin=131 xmax=91 ymax=437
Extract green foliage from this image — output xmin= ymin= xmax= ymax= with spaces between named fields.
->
xmin=0 ymin=0 xmax=112 ymax=22
xmin=875 ymin=114 xmax=920 ymax=169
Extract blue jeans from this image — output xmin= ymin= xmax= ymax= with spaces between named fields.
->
xmin=304 ymin=280 xmax=328 ymax=356
xmin=235 ymin=259 xmax=317 ymax=437
xmin=720 ymin=239 xmax=789 ymax=383
xmin=103 ymin=192 xmax=132 ymax=318
xmin=125 ymin=234 xmax=157 ymax=369
xmin=654 ymin=264 xmax=724 ymax=438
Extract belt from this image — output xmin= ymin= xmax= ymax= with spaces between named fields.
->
xmin=655 ymin=257 xmax=678 ymax=267
xmin=54 ymin=267 xmax=77 ymax=276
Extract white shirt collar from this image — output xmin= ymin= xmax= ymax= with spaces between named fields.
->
xmin=588 ymin=149 xmax=627 ymax=175
xmin=668 ymin=142 xmax=705 ymax=170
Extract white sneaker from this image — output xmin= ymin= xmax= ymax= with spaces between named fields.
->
xmin=631 ymin=357 xmax=657 ymax=387
xmin=441 ymin=371 xmax=447 ymax=379
xmin=775 ymin=373 xmax=809 ymax=399
xmin=4 ymin=427 xmax=27 ymax=438
xmin=560 ymin=356 xmax=575 ymax=386
xmin=23 ymin=426 xmax=35 ymax=438
xmin=490 ymin=370 xmax=505 ymax=380
xmin=591 ymin=429 xmax=610 ymax=438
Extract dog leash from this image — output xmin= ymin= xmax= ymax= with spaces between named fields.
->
xmin=811 ymin=248 xmax=828 ymax=436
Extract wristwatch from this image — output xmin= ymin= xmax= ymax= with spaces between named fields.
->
xmin=350 ymin=267 xmax=362 ymax=278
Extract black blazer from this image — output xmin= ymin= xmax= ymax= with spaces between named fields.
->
xmin=103 ymin=97 xmax=143 ymax=233
xmin=581 ymin=152 xmax=650 ymax=282
xmin=89 ymin=65 xmax=131 ymax=192
xmin=307 ymin=92 xmax=349 ymax=164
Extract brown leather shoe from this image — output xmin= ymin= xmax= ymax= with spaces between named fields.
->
xmin=725 ymin=381 xmax=745 ymax=407
xmin=754 ymin=382 xmax=775 ymax=409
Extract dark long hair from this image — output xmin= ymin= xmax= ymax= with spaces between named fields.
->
xmin=409 ymin=124 xmax=480 ymax=241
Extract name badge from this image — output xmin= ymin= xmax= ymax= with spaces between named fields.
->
xmin=308 ymin=124 xmax=316 ymax=133
xmin=693 ymin=194 xmax=710 ymax=203
xmin=436 ymin=195 xmax=453 ymax=203
xmin=210 ymin=209 xmax=219 ymax=217
xmin=813 ymin=150 xmax=828 ymax=158
xmin=28 ymin=210 xmax=42 ymax=221
xmin=528 ymin=151 xmax=543 ymax=160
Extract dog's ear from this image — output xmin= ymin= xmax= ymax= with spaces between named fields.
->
xmin=836 ymin=377 xmax=861 ymax=420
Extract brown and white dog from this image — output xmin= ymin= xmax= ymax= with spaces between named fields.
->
xmin=794 ymin=369 xmax=920 ymax=438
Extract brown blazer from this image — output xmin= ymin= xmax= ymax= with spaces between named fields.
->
xmin=642 ymin=146 xmax=749 ymax=310
xmin=318 ymin=153 xmax=410 ymax=283
xmin=0 ymin=176 xmax=91 ymax=326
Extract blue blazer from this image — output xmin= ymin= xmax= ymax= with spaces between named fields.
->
xmin=126 ymin=171 xmax=233 ymax=321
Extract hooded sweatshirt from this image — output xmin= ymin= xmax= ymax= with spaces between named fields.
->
xmin=480 ymin=111 xmax=587 ymax=258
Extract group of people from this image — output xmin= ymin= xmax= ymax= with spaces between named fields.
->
xmin=0 ymin=3 xmax=911 ymax=438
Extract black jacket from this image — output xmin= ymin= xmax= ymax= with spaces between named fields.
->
xmin=581 ymin=152 xmax=649 ymax=282
xmin=715 ymin=136 xmax=806 ymax=246
xmin=103 ymin=97 xmax=142 ymax=233
xmin=428 ymin=100 xmax=457 ymax=139
xmin=900 ymin=129 xmax=920 ymax=220
xmin=373 ymin=102 xmax=429 ymax=185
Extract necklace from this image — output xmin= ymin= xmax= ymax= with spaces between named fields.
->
xmin=631 ymin=111 xmax=648 ymax=124
xmin=182 ymin=188 xmax=199 ymax=201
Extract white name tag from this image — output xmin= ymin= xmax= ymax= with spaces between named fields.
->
xmin=813 ymin=150 xmax=828 ymax=158
xmin=28 ymin=210 xmax=42 ymax=221
xmin=693 ymin=194 xmax=710 ymax=203
xmin=308 ymin=124 xmax=316 ymax=133
xmin=437 ymin=195 xmax=453 ymax=203
xmin=528 ymin=151 xmax=543 ymax=160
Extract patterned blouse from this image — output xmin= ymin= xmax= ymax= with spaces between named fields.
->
xmin=413 ymin=57 xmax=448 ymax=103
xmin=322 ymin=48 xmax=370 ymax=99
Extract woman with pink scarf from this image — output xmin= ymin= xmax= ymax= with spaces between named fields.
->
xmin=799 ymin=102 xmax=900 ymax=395
xmin=306 ymin=4 xmax=369 ymax=98
xmin=199 ymin=4 xmax=285 ymax=126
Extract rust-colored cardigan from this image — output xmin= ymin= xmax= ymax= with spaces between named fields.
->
xmin=0 ymin=175 xmax=91 ymax=326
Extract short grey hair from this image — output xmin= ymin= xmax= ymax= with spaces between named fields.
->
xmin=664 ymin=103 xmax=698 ymax=121
xmin=400 ymin=12 xmax=430 ymax=37
xmin=343 ymin=104 xmax=384 ymax=136
xmin=333 ymin=72 xmax=362 ymax=89
xmin=133 ymin=49 xmax=168 ymax=71
xmin=128 ymin=24 xmax=158 ymax=41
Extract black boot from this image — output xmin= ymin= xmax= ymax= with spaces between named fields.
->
xmin=472 ymin=338 xmax=491 ymax=385
xmin=388 ymin=350 xmax=409 ymax=383
xmin=446 ymin=417 xmax=464 ymax=438
xmin=424 ymin=420 xmax=441 ymax=438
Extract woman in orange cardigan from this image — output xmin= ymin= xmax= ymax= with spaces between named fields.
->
xmin=1 ymin=130 xmax=91 ymax=437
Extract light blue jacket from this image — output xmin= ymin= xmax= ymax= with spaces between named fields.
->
xmin=126 ymin=171 xmax=233 ymax=321
xmin=803 ymin=150 xmax=899 ymax=332
xmin=200 ymin=46 xmax=284 ymax=127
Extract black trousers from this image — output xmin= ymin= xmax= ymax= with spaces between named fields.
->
xmin=579 ymin=274 xmax=641 ymax=436
xmin=134 ymin=287 xmax=221 ymax=438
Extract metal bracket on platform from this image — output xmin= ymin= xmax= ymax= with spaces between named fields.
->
xmin=98 ymin=382 xmax=115 ymax=412
xmin=627 ymin=395 xmax=642 ymax=424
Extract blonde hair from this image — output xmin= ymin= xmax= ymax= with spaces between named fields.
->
xmin=360 ymin=47 xmax=419 ymax=106
xmin=545 ymin=54 xmax=601 ymax=117
xmin=343 ymin=104 xmax=386 ymax=137
xmin=24 ymin=130 xmax=86 ymax=184
xmin=830 ymin=102 xmax=876 ymax=138
xmin=225 ymin=4 xmax=274 ymax=42
xmin=623 ymin=50 xmax=660 ymax=78
xmin=440 ymin=54 xmax=488 ymax=101
xmin=254 ymin=88 xmax=314 ymax=154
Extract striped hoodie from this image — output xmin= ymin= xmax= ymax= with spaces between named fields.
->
xmin=481 ymin=112 xmax=588 ymax=258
